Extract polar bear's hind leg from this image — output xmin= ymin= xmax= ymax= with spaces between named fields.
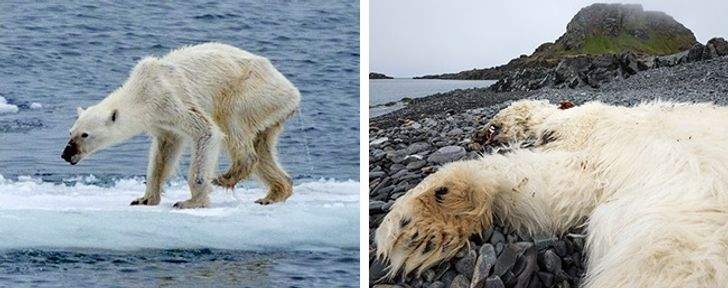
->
xmin=212 ymin=129 xmax=258 ymax=189
xmin=253 ymin=120 xmax=293 ymax=205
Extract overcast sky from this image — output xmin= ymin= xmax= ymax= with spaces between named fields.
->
xmin=370 ymin=0 xmax=728 ymax=77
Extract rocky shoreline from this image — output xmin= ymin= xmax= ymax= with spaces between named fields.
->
xmin=369 ymin=56 xmax=728 ymax=288
xmin=490 ymin=38 xmax=728 ymax=92
xmin=371 ymin=72 xmax=394 ymax=79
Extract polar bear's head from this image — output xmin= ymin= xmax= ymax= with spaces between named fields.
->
xmin=480 ymin=99 xmax=570 ymax=146
xmin=61 ymin=104 xmax=138 ymax=165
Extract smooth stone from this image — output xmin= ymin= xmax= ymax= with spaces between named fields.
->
xmin=471 ymin=244 xmax=497 ymax=288
xmin=455 ymin=248 xmax=477 ymax=279
xmin=406 ymin=160 xmax=427 ymax=170
xmin=537 ymin=271 xmax=554 ymax=287
xmin=407 ymin=142 xmax=431 ymax=154
xmin=427 ymin=145 xmax=466 ymax=164
xmin=369 ymin=200 xmax=386 ymax=212
xmin=541 ymin=250 xmax=563 ymax=273
xmin=370 ymin=137 xmax=388 ymax=146
xmin=490 ymin=230 xmax=505 ymax=245
xmin=484 ymin=276 xmax=505 ymax=288
xmin=450 ymin=274 xmax=470 ymax=288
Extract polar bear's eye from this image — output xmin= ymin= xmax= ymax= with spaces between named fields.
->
xmin=81 ymin=133 xmax=89 ymax=138
xmin=434 ymin=187 xmax=448 ymax=203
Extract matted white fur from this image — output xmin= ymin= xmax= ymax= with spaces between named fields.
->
xmin=66 ymin=43 xmax=300 ymax=208
xmin=376 ymin=100 xmax=728 ymax=287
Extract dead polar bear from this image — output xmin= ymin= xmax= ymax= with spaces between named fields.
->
xmin=376 ymin=100 xmax=728 ymax=287
xmin=61 ymin=43 xmax=300 ymax=208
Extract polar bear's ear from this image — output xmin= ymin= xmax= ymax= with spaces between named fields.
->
xmin=76 ymin=107 xmax=85 ymax=115
xmin=559 ymin=100 xmax=575 ymax=110
xmin=110 ymin=109 xmax=118 ymax=123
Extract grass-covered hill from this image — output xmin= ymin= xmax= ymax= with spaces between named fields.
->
xmin=417 ymin=3 xmax=698 ymax=80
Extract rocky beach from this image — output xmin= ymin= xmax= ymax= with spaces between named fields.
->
xmin=370 ymin=54 xmax=728 ymax=288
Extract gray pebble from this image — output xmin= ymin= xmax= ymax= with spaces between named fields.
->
xmin=484 ymin=276 xmax=505 ymax=288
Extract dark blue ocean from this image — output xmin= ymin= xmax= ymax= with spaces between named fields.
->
xmin=0 ymin=1 xmax=359 ymax=287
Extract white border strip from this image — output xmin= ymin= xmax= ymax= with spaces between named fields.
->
xmin=360 ymin=0 xmax=370 ymax=286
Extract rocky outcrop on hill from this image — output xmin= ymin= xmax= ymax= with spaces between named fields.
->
xmin=416 ymin=3 xmax=697 ymax=81
xmin=491 ymin=38 xmax=728 ymax=92
xmin=370 ymin=72 xmax=394 ymax=79
xmin=555 ymin=3 xmax=695 ymax=54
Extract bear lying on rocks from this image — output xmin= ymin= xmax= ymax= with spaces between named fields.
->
xmin=62 ymin=42 xmax=300 ymax=208
xmin=376 ymin=100 xmax=728 ymax=287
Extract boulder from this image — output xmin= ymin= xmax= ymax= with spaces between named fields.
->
xmin=687 ymin=43 xmax=707 ymax=62
xmin=427 ymin=146 xmax=466 ymax=164
xmin=707 ymin=37 xmax=728 ymax=57
xmin=619 ymin=52 xmax=639 ymax=75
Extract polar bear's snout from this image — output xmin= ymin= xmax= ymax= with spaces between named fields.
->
xmin=483 ymin=124 xmax=501 ymax=145
xmin=61 ymin=139 xmax=82 ymax=165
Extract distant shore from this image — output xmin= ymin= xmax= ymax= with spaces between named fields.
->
xmin=369 ymin=79 xmax=496 ymax=118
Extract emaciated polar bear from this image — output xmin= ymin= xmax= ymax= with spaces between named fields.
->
xmin=61 ymin=43 xmax=300 ymax=208
xmin=376 ymin=100 xmax=728 ymax=287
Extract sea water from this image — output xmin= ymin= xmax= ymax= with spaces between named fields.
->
xmin=0 ymin=1 xmax=359 ymax=287
xmin=369 ymin=79 xmax=495 ymax=117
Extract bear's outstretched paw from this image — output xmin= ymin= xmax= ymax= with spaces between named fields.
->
xmin=130 ymin=195 xmax=160 ymax=206
xmin=375 ymin=161 xmax=493 ymax=278
xmin=212 ymin=175 xmax=237 ymax=189
xmin=172 ymin=199 xmax=209 ymax=209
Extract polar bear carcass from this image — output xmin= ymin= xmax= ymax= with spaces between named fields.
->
xmin=376 ymin=100 xmax=728 ymax=287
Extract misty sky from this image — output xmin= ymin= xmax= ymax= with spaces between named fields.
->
xmin=370 ymin=0 xmax=728 ymax=77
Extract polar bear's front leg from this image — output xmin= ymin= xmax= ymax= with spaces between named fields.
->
xmin=375 ymin=159 xmax=502 ymax=277
xmin=172 ymin=111 xmax=222 ymax=209
xmin=375 ymin=151 xmax=597 ymax=278
xmin=131 ymin=132 xmax=183 ymax=206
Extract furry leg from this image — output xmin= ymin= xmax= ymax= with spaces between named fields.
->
xmin=375 ymin=150 xmax=599 ymax=278
xmin=252 ymin=121 xmax=292 ymax=205
xmin=131 ymin=132 xmax=183 ymax=206
xmin=212 ymin=134 xmax=257 ymax=189
xmin=173 ymin=111 xmax=222 ymax=209
xmin=375 ymin=159 xmax=503 ymax=278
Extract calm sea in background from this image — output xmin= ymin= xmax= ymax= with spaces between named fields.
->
xmin=0 ymin=1 xmax=359 ymax=287
xmin=369 ymin=79 xmax=495 ymax=117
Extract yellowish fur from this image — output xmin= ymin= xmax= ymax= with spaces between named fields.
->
xmin=376 ymin=100 xmax=728 ymax=287
xmin=67 ymin=43 xmax=299 ymax=208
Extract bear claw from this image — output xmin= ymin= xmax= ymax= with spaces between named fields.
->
xmin=130 ymin=199 xmax=146 ymax=205
xmin=130 ymin=196 xmax=159 ymax=206
xmin=172 ymin=199 xmax=208 ymax=209
xmin=212 ymin=176 xmax=237 ymax=189
xmin=255 ymin=199 xmax=273 ymax=205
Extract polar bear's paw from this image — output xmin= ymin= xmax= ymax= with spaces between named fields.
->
xmin=254 ymin=197 xmax=276 ymax=205
xmin=374 ymin=161 xmax=494 ymax=278
xmin=172 ymin=198 xmax=209 ymax=209
xmin=211 ymin=175 xmax=237 ymax=189
xmin=254 ymin=193 xmax=290 ymax=205
xmin=254 ymin=181 xmax=293 ymax=205
xmin=130 ymin=195 xmax=160 ymax=206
